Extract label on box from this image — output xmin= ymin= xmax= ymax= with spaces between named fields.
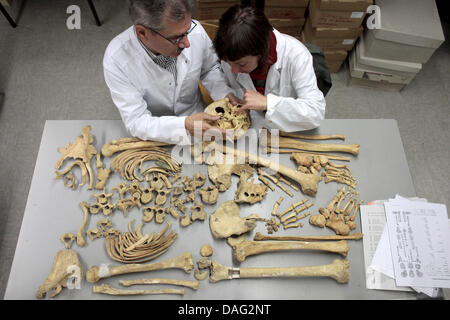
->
xmin=350 ymin=12 xmax=364 ymax=19
xmin=342 ymin=39 xmax=354 ymax=45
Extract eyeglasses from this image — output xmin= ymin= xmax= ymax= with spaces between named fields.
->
xmin=146 ymin=20 xmax=197 ymax=45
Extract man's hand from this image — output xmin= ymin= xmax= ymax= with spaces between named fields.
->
xmin=236 ymin=89 xmax=267 ymax=114
xmin=226 ymin=92 xmax=244 ymax=106
xmin=185 ymin=112 xmax=227 ymax=140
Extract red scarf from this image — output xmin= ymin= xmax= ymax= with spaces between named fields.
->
xmin=250 ymin=31 xmax=277 ymax=95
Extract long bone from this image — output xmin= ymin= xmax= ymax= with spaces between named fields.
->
xmin=266 ymin=149 xmax=351 ymax=162
xmin=101 ymin=140 xmax=170 ymax=157
xmin=232 ymin=240 xmax=349 ymax=262
xmin=261 ymin=130 xmax=360 ymax=155
xmin=206 ymin=142 xmax=320 ymax=196
xmin=253 ymin=232 xmax=363 ymax=241
xmin=209 ymin=259 xmax=350 ymax=284
xmin=279 ymin=131 xmax=346 ymax=141
xmin=86 ymin=251 xmax=194 ymax=283
xmin=93 ymin=284 xmax=184 ymax=296
xmin=119 ymin=278 xmax=200 ymax=290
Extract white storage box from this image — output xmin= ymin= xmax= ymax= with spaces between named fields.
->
xmin=351 ymin=34 xmax=422 ymax=85
xmin=363 ymin=0 xmax=445 ymax=64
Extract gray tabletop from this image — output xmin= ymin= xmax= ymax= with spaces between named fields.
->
xmin=5 ymin=119 xmax=419 ymax=300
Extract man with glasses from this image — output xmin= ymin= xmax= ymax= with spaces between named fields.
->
xmin=103 ymin=0 xmax=240 ymax=144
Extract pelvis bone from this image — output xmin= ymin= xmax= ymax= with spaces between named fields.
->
xmin=209 ymin=201 xmax=261 ymax=239
xmin=36 ymin=250 xmax=83 ymax=299
xmin=209 ymin=259 xmax=350 ymax=284
xmin=232 ymin=240 xmax=350 ymax=262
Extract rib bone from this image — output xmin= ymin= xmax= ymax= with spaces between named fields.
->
xmin=209 ymin=259 xmax=350 ymax=284
xmin=232 ymin=240 xmax=349 ymax=262
xmin=86 ymin=251 xmax=194 ymax=283
xmin=101 ymin=140 xmax=170 ymax=157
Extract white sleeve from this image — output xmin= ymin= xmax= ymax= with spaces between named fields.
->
xmin=103 ymin=58 xmax=191 ymax=145
xmin=265 ymin=51 xmax=326 ymax=132
xmin=197 ymin=25 xmax=236 ymax=101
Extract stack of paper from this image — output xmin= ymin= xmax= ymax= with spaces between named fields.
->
xmin=360 ymin=195 xmax=450 ymax=298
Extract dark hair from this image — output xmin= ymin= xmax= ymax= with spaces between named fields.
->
xmin=129 ymin=0 xmax=195 ymax=31
xmin=213 ymin=5 xmax=273 ymax=63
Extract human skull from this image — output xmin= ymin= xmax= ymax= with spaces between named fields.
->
xmin=204 ymin=98 xmax=251 ymax=140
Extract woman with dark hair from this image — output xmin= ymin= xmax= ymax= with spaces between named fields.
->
xmin=213 ymin=5 xmax=326 ymax=132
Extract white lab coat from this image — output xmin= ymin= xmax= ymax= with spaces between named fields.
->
xmin=220 ymin=29 xmax=326 ymax=132
xmin=103 ymin=21 xmax=235 ymax=144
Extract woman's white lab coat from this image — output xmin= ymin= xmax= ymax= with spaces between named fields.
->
xmin=103 ymin=21 xmax=234 ymax=144
xmin=220 ymin=29 xmax=326 ymax=132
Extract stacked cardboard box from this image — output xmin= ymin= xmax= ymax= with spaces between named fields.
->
xmin=301 ymin=0 xmax=372 ymax=72
xmin=348 ymin=0 xmax=445 ymax=91
xmin=194 ymin=0 xmax=241 ymax=20
xmin=265 ymin=0 xmax=309 ymax=37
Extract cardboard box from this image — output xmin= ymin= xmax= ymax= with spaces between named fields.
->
xmin=265 ymin=0 xmax=310 ymax=7
xmin=362 ymin=0 xmax=444 ymax=64
xmin=324 ymin=49 xmax=347 ymax=73
xmin=301 ymin=26 xmax=358 ymax=51
xmin=265 ymin=7 xmax=306 ymax=19
xmin=304 ymin=16 xmax=363 ymax=39
xmin=309 ymin=0 xmax=372 ymax=28
xmin=194 ymin=0 xmax=240 ymax=20
xmin=270 ymin=19 xmax=305 ymax=36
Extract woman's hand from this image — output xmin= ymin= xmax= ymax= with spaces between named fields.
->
xmin=236 ymin=89 xmax=267 ymax=114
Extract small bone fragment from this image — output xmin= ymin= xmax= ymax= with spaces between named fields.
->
xmin=232 ymin=240 xmax=349 ymax=262
xmin=93 ymin=284 xmax=184 ymax=296
xmin=279 ymin=131 xmax=346 ymax=140
xmin=326 ymin=213 xmax=351 ymax=236
xmin=197 ymin=257 xmax=212 ymax=269
xmin=290 ymin=154 xmax=314 ymax=167
xmin=275 ymin=173 xmax=300 ymax=191
xmin=253 ymin=232 xmax=363 ymax=241
xmin=191 ymin=202 xmax=207 ymax=221
xmin=261 ymin=172 xmax=293 ymax=197
xmin=36 ymin=250 xmax=83 ymax=299
xmin=283 ymin=222 xmax=299 ymax=230
xmin=283 ymin=211 xmax=311 ymax=226
xmin=200 ymin=244 xmax=213 ymax=257
xmin=180 ymin=215 xmax=192 ymax=227
xmin=198 ymin=185 xmax=219 ymax=204
xmin=209 ymin=259 xmax=350 ymax=284
xmin=63 ymin=172 xmax=77 ymax=190
xmin=77 ymin=202 xmax=90 ymax=247
xmin=119 ymin=278 xmax=200 ymax=290
xmin=277 ymin=199 xmax=309 ymax=218
xmin=309 ymin=213 xmax=327 ymax=228
xmin=257 ymin=174 xmax=275 ymax=191
xmin=95 ymin=154 xmax=111 ymax=190
xmin=86 ymin=251 xmax=194 ymax=283
xmin=86 ymin=229 xmax=102 ymax=241
xmin=350 ymin=200 xmax=363 ymax=222
xmin=272 ymin=197 xmax=284 ymax=216
xmin=194 ymin=269 xmax=209 ymax=281
xmin=60 ymin=233 xmax=76 ymax=249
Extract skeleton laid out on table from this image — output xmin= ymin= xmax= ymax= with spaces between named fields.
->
xmin=38 ymin=97 xmax=363 ymax=298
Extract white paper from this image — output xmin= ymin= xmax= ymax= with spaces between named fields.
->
xmin=384 ymin=197 xmax=450 ymax=288
xmin=361 ymin=204 xmax=412 ymax=292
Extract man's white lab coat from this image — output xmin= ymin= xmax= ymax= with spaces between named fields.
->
xmin=220 ymin=29 xmax=326 ymax=132
xmin=103 ymin=21 xmax=234 ymax=144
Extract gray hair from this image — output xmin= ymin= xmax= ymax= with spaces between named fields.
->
xmin=129 ymin=0 xmax=195 ymax=31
